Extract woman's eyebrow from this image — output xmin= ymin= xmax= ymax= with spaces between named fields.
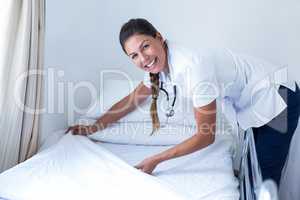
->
xmin=128 ymin=40 xmax=149 ymax=56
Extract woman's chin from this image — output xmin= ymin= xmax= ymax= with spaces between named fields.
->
xmin=149 ymin=66 xmax=162 ymax=74
xmin=142 ymin=64 xmax=162 ymax=74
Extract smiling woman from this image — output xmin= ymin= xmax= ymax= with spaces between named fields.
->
xmin=119 ymin=19 xmax=174 ymax=135
xmin=123 ymin=33 xmax=168 ymax=74
xmin=66 ymin=18 xmax=299 ymax=185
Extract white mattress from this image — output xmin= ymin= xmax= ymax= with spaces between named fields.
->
xmin=97 ymin=136 xmax=240 ymax=200
xmin=0 ymin=129 xmax=239 ymax=200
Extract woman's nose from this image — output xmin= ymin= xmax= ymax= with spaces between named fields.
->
xmin=140 ymin=53 xmax=149 ymax=63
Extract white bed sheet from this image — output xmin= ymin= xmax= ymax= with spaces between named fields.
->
xmin=0 ymin=129 xmax=239 ymax=200
xmin=97 ymin=135 xmax=240 ymax=200
xmin=0 ymin=134 xmax=188 ymax=200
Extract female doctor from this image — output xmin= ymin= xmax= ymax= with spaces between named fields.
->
xmin=66 ymin=18 xmax=300 ymax=185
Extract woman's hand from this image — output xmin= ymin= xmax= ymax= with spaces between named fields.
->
xmin=135 ymin=156 xmax=161 ymax=175
xmin=65 ymin=124 xmax=98 ymax=136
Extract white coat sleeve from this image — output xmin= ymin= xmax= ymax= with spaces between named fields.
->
xmin=189 ymin=54 xmax=219 ymax=108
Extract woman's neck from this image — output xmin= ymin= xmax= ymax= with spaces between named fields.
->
xmin=163 ymin=65 xmax=169 ymax=75
xmin=162 ymin=40 xmax=170 ymax=75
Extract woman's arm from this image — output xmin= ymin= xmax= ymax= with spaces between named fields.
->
xmin=66 ymin=82 xmax=151 ymax=135
xmin=135 ymin=100 xmax=216 ymax=174
xmin=94 ymin=82 xmax=152 ymax=131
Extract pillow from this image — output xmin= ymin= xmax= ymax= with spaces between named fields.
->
xmin=84 ymin=79 xmax=196 ymax=126
xmin=76 ymin=118 xmax=195 ymax=145
xmin=76 ymin=114 xmax=233 ymax=146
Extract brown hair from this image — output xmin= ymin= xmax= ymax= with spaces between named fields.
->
xmin=149 ymin=73 xmax=160 ymax=135
xmin=119 ymin=18 xmax=158 ymax=53
xmin=119 ymin=18 xmax=163 ymax=135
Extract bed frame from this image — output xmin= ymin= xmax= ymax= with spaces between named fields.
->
xmin=238 ymin=128 xmax=279 ymax=200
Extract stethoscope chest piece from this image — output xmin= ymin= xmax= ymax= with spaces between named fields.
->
xmin=165 ymin=107 xmax=175 ymax=117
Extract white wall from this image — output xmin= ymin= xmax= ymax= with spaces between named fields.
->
xmin=40 ymin=0 xmax=300 ymax=145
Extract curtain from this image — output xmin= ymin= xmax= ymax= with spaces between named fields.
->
xmin=0 ymin=0 xmax=45 ymax=173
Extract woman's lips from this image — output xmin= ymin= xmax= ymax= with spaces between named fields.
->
xmin=144 ymin=57 xmax=157 ymax=70
xmin=146 ymin=59 xmax=155 ymax=67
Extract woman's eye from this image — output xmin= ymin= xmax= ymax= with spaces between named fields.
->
xmin=131 ymin=54 xmax=137 ymax=59
xmin=143 ymin=44 xmax=149 ymax=49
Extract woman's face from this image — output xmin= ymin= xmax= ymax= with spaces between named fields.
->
xmin=124 ymin=33 xmax=168 ymax=74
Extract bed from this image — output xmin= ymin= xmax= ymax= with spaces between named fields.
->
xmin=0 ymin=121 xmax=280 ymax=200
xmin=0 ymin=122 xmax=239 ymax=200
xmin=0 ymin=80 xmax=279 ymax=200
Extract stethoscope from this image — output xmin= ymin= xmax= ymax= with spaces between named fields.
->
xmin=159 ymin=82 xmax=177 ymax=118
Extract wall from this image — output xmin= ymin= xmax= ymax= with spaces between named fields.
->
xmin=40 ymin=0 xmax=300 ymax=145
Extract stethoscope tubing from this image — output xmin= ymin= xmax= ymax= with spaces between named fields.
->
xmin=159 ymin=82 xmax=177 ymax=115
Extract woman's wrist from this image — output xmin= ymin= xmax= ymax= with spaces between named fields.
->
xmin=153 ymin=153 xmax=167 ymax=164
xmin=90 ymin=123 xmax=101 ymax=133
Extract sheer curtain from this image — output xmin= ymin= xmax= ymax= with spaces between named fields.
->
xmin=0 ymin=0 xmax=45 ymax=172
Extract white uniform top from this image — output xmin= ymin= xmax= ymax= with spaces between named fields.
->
xmin=143 ymin=40 xmax=296 ymax=130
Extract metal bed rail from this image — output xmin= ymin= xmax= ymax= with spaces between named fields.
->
xmin=238 ymin=128 xmax=279 ymax=200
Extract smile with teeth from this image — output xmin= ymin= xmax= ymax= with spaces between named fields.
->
xmin=145 ymin=58 xmax=156 ymax=68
